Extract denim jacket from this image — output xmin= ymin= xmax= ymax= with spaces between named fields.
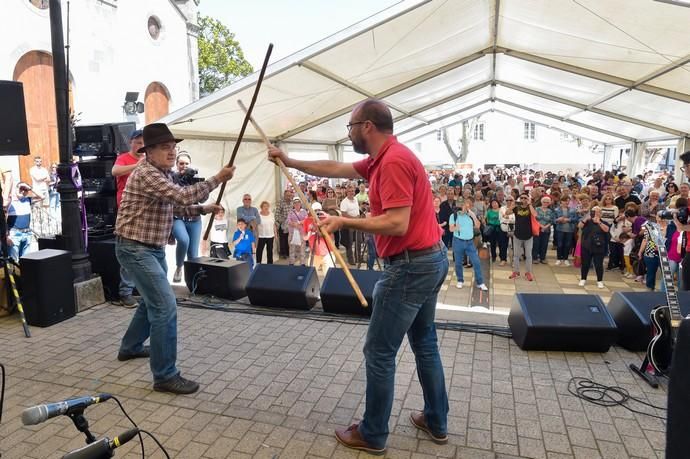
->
xmin=553 ymin=206 xmax=578 ymax=233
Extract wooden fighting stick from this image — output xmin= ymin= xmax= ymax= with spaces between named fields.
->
xmin=202 ymin=43 xmax=273 ymax=241
xmin=238 ymin=100 xmax=368 ymax=308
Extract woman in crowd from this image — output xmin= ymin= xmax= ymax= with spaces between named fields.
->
xmin=553 ymin=195 xmax=577 ymax=266
xmin=287 ymin=197 xmax=307 ymax=265
xmin=665 ymin=182 xmax=680 ymax=208
xmin=485 ymin=199 xmax=507 ymax=264
xmin=256 ymin=200 xmax=275 ymax=264
xmin=533 ymin=196 xmax=555 ymax=264
xmin=577 ymin=206 xmax=609 ymax=288
xmin=439 ymin=188 xmax=456 ymax=248
xmin=171 ymin=152 xmax=201 ymax=282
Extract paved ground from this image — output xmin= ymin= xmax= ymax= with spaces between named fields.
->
xmin=0 ymin=248 xmax=669 ymax=458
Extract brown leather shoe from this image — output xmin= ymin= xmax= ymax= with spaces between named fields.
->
xmin=334 ymin=423 xmax=385 ymax=455
xmin=410 ymin=412 xmax=448 ymax=444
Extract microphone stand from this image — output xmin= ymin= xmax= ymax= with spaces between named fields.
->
xmin=69 ymin=408 xmax=97 ymax=444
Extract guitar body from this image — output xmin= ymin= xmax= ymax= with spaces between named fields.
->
xmin=648 ymin=305 xmax=673 ymax=375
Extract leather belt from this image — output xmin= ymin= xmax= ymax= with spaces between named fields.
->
xmin=116 ymin=236 xmax=163 ymax=250
xmin=384 ymin=241 xmax=444 ymax=264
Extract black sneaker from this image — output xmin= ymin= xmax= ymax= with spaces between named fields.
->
xmin=153 ymin=374 xmax=200 ymax=394
xmin=117 ymin=345 xmax=150 ymax=361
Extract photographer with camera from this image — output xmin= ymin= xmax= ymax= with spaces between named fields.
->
xmin=577 ymin=206 xmax=610 ymax=288
xmin=171 ymin=152 xmax=202 ymax=282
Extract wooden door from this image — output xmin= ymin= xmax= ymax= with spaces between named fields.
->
xmin=145 ymin=82 xmax=170 ymax=124
xmin=13 ymin=51 xmax=59 ymax=183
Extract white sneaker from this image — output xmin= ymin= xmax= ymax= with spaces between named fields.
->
xmin=477 ymin=283 xmax=488 ymax=291
xmin=564 ymin=260 xmax=570 ymax=266
xmin=173 ymin=267 xmax=183 ymax=283
xmin=597 ymin=281 xmax=605 ymax=289
xmin=456 ymin=282 xmax=463 ymax=289
xmin=555 ymin=260 xmax=562 ymax=266
xmin=578 ymin=279 xmax=586 ymax=287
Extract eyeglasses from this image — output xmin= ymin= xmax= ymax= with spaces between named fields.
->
xmin=243 ymin=198 xmax=251 ymax=201
xmin=346 ymin=121 xmax=367 ymax=132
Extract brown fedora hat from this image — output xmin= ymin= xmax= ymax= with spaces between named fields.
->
xmin=137 ymin=123 xmax=183 ymax=153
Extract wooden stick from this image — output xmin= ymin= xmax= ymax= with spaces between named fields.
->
xmin=238 ymin=100 xmax=368 ymax=308
xmin=203 ymin=43 xmax=273 ymax=241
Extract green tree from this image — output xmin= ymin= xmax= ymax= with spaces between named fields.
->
xmin=198 ymin=15 xmax=253 ymax=96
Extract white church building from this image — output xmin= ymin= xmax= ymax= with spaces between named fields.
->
xmin=0 ymin=0 xmax=200 ymax=182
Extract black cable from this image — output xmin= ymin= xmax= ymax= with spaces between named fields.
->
xmin=0 ymin=363 xmax=5 ymax=426
xmin=111 ymin=396 xmax=171 ymax=458
xmin=176 ymin=295 xmax=513 ymax=338
xmin=567 ymin=377 xmax=666 ymax=420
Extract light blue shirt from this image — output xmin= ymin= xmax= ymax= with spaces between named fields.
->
xmin=449 ymin=212 xmax=475 ymax=240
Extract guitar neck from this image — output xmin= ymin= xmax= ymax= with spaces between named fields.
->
xmin=649 ymin=223 xmax=683 ymax=327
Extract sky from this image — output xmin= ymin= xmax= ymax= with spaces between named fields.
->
xmin=197 ymin=0 xmax=401 ymax=69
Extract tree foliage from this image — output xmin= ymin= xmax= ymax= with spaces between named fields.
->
xmin=198 ymin=15 xmax=253 ymax=96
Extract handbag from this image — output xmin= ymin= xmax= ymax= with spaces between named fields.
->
xmin=290 ymin=228 xmax=302 ymax=245
xmin=530 ymin=214 xmax=540 ymax=237
xmin=483 ymin=225 xmax=495 ymax=238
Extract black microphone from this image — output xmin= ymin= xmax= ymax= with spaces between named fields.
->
xmin=62 ymin=428 xmax=139 ymax=459
xmin=22 ymin=393 xmax=112 ymax=426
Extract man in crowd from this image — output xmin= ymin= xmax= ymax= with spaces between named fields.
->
xmin=508 ymin=193 xmax=536 ymax=281
xmin=111 ymin=129 xmax=144 ymax=307
xmin=274 ymin=188 xmax=294 ymax=258
xmin=339 ymin=186 xmax=361 ymax=265
xmin=237 ymin=193 xmax=261 ymax=238
xmin=7 ymin=182 xmax=42 ymax=261
xmin=268 ymin=99 xmax=448 ymax=455
xmin=614 ymin=181 xmax=641 ymax=210
xmin=29 ymin=156 xmax=50 ymax=205
xmin=115 ymin=123 xmax=235 ymax=394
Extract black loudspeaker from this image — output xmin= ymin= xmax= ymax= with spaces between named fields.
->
xmin=508 ymin=293 xmax=618 ymax=352
xmin=667 ymin=319 xmax=690 ymax=459
xmin=88 ymin=238 xmax=120 ymax=300
xmin=0 ymin=81 xmax=30 ymax=156
xmin=607 ymin=292 xmax=690 ymax=352
xmin=320 ymin=268 xmax=382 ymax=316
xmin=246 ymin=265 xmax=320 ymax=310
xmin=20 ymin=249 xmax=75 ymax=327
xmin=184 ymin=257 xmax=250 ymax=300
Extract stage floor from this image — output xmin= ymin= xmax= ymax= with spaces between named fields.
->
xmin=0 ymin=289 xmax=667 ymax=458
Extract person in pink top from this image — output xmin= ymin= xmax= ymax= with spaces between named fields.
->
xmin=268 ymin=99 xmax=448 ymax=455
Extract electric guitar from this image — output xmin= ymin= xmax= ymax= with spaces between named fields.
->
xmin=645 ymin=222 xmax=684 ymax=375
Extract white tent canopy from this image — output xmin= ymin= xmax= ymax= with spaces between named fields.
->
xmin=161 ymin=0 xmax=690 ymax=151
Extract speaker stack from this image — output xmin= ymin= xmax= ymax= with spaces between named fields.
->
xmin=508 ymin=293 xmax=618 ymax=352
xmin=0 ymin=81 xmax=30 ymax=156
xmin=20 ymin=249 xmax=75 ymax=327
xmin=246 ymin=264 xmax=320 ymax=310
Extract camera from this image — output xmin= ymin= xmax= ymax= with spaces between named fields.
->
xmin=175 ymin=168 xmax=202 ymax=186
xmin=658 ymin=207 xmax=689 ymax=224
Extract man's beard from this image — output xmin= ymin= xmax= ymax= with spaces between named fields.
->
xmin=352 ymin=136 xmax=367 ymax=154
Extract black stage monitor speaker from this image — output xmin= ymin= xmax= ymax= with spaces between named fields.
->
xmin=20 ymin=249 xmax=75 ymax=327
xmin=607 ymin=291 xmax=690 ymax=352
xmin=508 ymin=293 xmax=618 ymax=352
xmin=320 ymin=268 xmax=382 ymax=316
xmin=0 ymin=81 xmax=30 ymax=156
xmin=88 ymin=238 xmax=121 ymax=301
xmin=184 ymin=257 xmax=250 ymax=300
xmin=246 ymin=264 xmax=320 ymax=310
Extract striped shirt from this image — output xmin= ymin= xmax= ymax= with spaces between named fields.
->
xmin=115 ymin=160 xmax=220 ymax=247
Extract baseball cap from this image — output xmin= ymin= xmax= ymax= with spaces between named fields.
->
xmin=292 ymin=197 xmax=301 ymax=202
xmin=129 ymin=129 xmax=143 ymax=140
xmin=311 ymin=202 xmax=322 ymax=211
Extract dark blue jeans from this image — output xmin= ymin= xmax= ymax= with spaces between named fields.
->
xmin=555 ymin=230 xmax=573 ymax=260
xmin=358 ymin=247 xmax=449 ymax=449
xmin=116 ymin=238 xmax=178 ymax=384
xmin=366 ymin=237 xmax=377 ymax=270
xmin=452 ymin=237 xmax=484 ymax=285
xmin=532 ymin=230 xmax=551 ymax=261
xmin=644 ymin=255 xmax=661 ymax=291
xmin=172 ymin=218 xmax=202 ymax=268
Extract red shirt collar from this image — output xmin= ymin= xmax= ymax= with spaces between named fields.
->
xmin=369 ymin=135 xmax=397 ymax=167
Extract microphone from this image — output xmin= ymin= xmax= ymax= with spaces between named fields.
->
xmin=22 ymin=394 xmax=112 ymax=426
xmin=62 ymin=428 xmax=139 ymax=459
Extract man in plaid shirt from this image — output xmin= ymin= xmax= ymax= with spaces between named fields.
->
xmin=274 ymin=188 xmax=294 ymax=258
xmin=115 ymin=123 xmax=235 ymax=395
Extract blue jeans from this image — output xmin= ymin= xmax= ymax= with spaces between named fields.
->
xmin=8 ymin=229 xmax=31 ymax=261
xmin=452 ymin=237 xmax=483 ymax=285
xmin=644 ymin=255 xmax=664 ymax=291
xmin=172 ymin=218 xmax=202 ymax=268
xmin=116 ymin=239 xmax=178 ymax=383
xmin=49 ymin=191 xmax=60 ymax=210
xmin=118 ymin=265 xmax=135 ymax=298
xmin=234 ymin=252 xmax=255 ymax=270
xmin=555 ymin=231 xmax=573 ymax=260
xmin=359 ymin=247 xmax=449 ymax=449
xmin=532 ymin=230 xmax=551 ymax=261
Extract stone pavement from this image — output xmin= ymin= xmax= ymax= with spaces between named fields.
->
xmin=0 ymin=274 xmax=668 ymax=458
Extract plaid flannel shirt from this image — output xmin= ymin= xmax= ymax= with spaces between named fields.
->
xmin=115 ymin=160 xmax=220 ymax=247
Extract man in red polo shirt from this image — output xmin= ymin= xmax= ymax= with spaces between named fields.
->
xmin=111 ymin=129 xmax=144 ymax=307
xmin=268 ymin=99 xmax=449 ymax=455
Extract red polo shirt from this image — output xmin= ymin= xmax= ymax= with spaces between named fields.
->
xmin=353 ymin=136 xmax=441 ymax=258
xmin=114 ymin=152 xmax=139 ymax=207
